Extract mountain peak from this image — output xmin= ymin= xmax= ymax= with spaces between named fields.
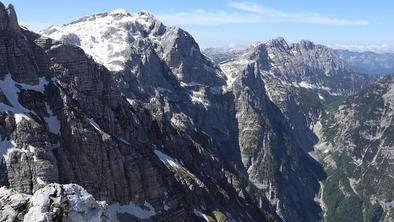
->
xmin=135 ymin=9 xmax=163 ymax=30
xmin=106 ymin=9 xmax=159 ymax=25
xmin=266 ymin=37 xmax=288 ymax=49
xmin=0 ymin=2 xmax=20 ymax=32
xmin=41 ymin=9 xmax=167 ymax=72
xmin=6 ymin=4 xmax=19 ymax=30
xmin=296 ymin=39 xmax=316 ymax=49
xmin=137 ymin=9 xmax=152 ymax=16
xmin=109 ymin=8 xmax=129 ymax=16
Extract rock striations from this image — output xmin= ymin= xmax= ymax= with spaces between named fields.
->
xmin=39 ymin=7 xmax=378 ymax=222
xmin=317 ymin=74 xmax=394 ymax=222
xmin=0 ymin=3 xmax=274 ymax=222
xmin=0 ymin=3 xmax=382 ymax=222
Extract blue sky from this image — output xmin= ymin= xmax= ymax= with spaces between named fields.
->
xmin=3 ymin=0 xmax=394 ymax=51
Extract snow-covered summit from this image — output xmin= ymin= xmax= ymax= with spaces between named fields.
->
xmin=40 ymin=9 xmax=224 ymax=87
xmin=40 ymin=9 xmax=165 ymax=72
xmin=110 ymin=8 xmax=130 ymax=15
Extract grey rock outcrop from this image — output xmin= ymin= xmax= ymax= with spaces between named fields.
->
xmin=0 ymin=186 xmax=30 ymax=222
xmin=23 ymin=184 xmax=108 ymax=222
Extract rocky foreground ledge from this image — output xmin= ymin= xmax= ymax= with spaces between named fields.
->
xmin=0 ymin=184 xmax=108 ymax=222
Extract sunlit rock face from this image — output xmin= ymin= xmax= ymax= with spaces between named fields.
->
xmin=317 ymin=75 xmax=394 ymax=222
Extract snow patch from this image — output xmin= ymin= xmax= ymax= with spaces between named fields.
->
xmin=126 ymin=98 xmax=136 ymax=106
xmin=297 ymin=81 xmax=315 ymax=89
xmin=153 ymin=149 xmax=184 ymax=169
xmin=36 ymin=177 xmax=46 ymax=185
xmin=107 ymin=201 xmax=156 ymax=221
xmin=88 ymin=118 xmax=110 ymax=137
xmin=193 ymin=209 xmax=211 ymax=221
xmin=154 ymin=87 xmax=171 ymax=93
xmin=44 ymin=103 xmax=60 ymax=134
xmin=153 ymin=149 xmax=206 ymax=190
xmin=349 ymin=178 xmax=360 ymax=197
xmin=190 ymin=89 xmax=209 ymax=108
xmin=219 ymin=59 xmax=251 ymax=87
xmin=110 ymin=9 xmax=129 ymax=15
xmin=180 ymin=81 xmax=198 ymax=87
xmin=118 ymin=138 xmax=130 ymax=145
xmin=293 ymin=81 xmax=341 ymax=96
xmin=0 ymin=74 xmax=37 ymax=123
xmin=14 ymin=113 xmax=30 ymax=124
xmin=18 ymin=77 xmax=48 ymax=93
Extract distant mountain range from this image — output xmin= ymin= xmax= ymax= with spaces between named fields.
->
xmin=335 ymin=49 xmax=394 ymax=75
xmin=204 ymin=46 xmax=394 ymax=76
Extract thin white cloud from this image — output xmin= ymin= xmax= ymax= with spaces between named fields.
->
xmin=227 ymin=2 xmax=286 ymax=16
xmin=330 ymin=44 xmax=394 ymax=53
xmin=159 ymin=2 xmax=369 ymax=26
xmin=227 ymin=1 xmax=369 ymax=26
xmin=158 ymin=9 xmax=261 ymax=26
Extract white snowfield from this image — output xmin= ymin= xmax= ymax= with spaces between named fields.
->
xmin=0 ymin=74 xmax=35 ymax=123
xmin=41 ymin=9 xmax=164 ymax=72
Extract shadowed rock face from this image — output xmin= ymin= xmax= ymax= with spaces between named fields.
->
xmin=0 ymin=3 xmax=275 ymax=222
xmin=0 ymin=3 xmax=19 ymax=32
xmin=231 ymin=62 xmax=326 ymax=222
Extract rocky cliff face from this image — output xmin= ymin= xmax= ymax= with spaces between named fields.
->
xmin=316 ymin=74 xmax=394 ymax=222
xmin=37 ymin=8 xmax=379 ymax=222
xmin=222 ymin=38 xmax=393 ymax=222
xmin=41 ymin=9 xmax=225 ymax=87
xmin=232 ymin=62 xmax=326 ymax=221
xmin=41 ymin=9 xmax=245 ymax=175
xmin=219 ymin=38 xmax=375 ymax=221
xmin=221 ymin=38 xmax=373 ymax=104
xmin=0 ymin=3 xmax=383 ymax=222
xmin=221 ymin=39 xmax=373 ymax=151
xmin=41 ymin=11 xmax=319 ymax=221
xmin=0 ymin=3 xmax=275 ymax=221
